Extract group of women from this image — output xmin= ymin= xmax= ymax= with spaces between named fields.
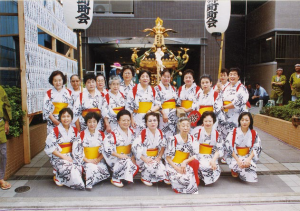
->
xmin=43 ymin=65 xmax=262 ymax=194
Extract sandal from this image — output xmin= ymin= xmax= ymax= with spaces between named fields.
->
xmin=0 ymin=181 xmax=11 ymax=190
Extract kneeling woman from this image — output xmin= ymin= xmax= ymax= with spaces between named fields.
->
xmin=165 ymin=117 xmax=199 ymax=194
xmin=74 ymin=112 xmax=110 ymax=189
xmin=103 ymin=109 xmax=139 ymax=187
xmin=225 ymin=112 xmax=262 ymax=182
xmin=132 ymin=112 xmax=169 ymax=187
xmin=191 ymin=111 xmax=223 ymax=185
xmin=44 ymin=108 xmax=85 ymax=189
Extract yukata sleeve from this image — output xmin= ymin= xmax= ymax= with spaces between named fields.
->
xmin=131 ymin=135 xmax=144 ymax=160
xmin=153 ymin=88 xmax=162 ymax=108
xmin=67 ymin=91 xmax=74 ymax=110
xmin=72 ymin=137 xmax=83 ymax=165
xmin=214 ymin=92 xmax=226 ymax=123
xmin=165 ymin=136 xmax=176 ymax=158
xmin=251 ymin=131 xmax=262 ymax=163
xmin=281 ymin=75 xmax=287 ymax=85
xmin=216 ymin=133 xmax=224 ymax=158
xmin=232 ymin=85 xmax=249 ymax=110
xmin=224 ymin=131 xmax=234 ymax=164
xmin=100 ymin=96 xmax=109 ymax=118
xmin=191 ymin=93 xmax=200 ymax=111
xmin=176 ymin=90 xmax=181 ymax=107
xmin=72 ymin=97 xmax=82 ymax=123
xmin=125 ymin=91 xmax=135 ymax=113
xmin=43 ymin=92 xmax=54 ymax=120
xmin=103 ymin=133 xmax=116 ymax=158
xmin=44 ymin=130 xmax=60 ymax=156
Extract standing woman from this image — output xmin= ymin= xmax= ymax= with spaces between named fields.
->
xmin=225 ymin=112 xmax=262 ymax=182
xmin=125 ymin=70 xmax=160 ymax=136
xmin=155 ymin=69 xmax=178 ymax=139
xmin=69 ymin=74 xmax=83 ymax=101
xmin=177 ymin=69 xmax=201 ymax=116
xmin=73 ymin=112 xmax=110 ymax=190
xmin=105 ymin=76 xmax=126 ymax=131
xmin=165 ymin=117 xmax=199 ymax=194
xmin=96 ymin=74 xmax=108 ymax=97
xmin=103 ymin=109 xmax=139 ymax=188
xmin=43 ymin=70 xmax=74 ymax=134
xmin=132 ymin=112 xmax=169 ymax=187
xmin=119 ymin=65 xmax=135 ymax=101
xmin=44 ymin=108 xmax=85 ymax=189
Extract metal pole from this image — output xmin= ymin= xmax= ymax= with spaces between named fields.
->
xmin=218 ymin=33 xmax=224 ymax=79
xmin=79 ymin=31 xmax=84 ymax=92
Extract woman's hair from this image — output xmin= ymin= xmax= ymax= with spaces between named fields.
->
xmin=84 ymin=112 xmax=101 ymax=124
xmin=238 ymin=112 xmax=254 ymax=130
xmin=70 ymin=74 xmax=80 ymax=81
xmin=161 ymin=69 xmax=172 ymax=76
xmin=144 ymin=112 xmax=160 ymax=127
xmin=177 ymin=117 xmax=191 ymax=128
xmin=200 ymin=74 xmax=212 ymax=83
xmin=138 ymin=70 xmax=151 ymax=80
xmin=183 ymin=69 xmax=194 ymax=79
xmin=121 ymin=65 xmax=135 ymax=78
xmin=229 ymin=67 xmax=241 ymax=77
xmin=108 ymin=75 xmax=121 ymax=85
xmin=96 ymin=74 xmax=106 ymax=82
xmin=198 ymin=111 xmax=216 ymax=125
xmin=117 ymin=109 xmax=131 ymax=121
xmin=49 ymin=70 xmax=67 ymax=85
xmin=220 ymin=68 xmax=229 ymax=75
xmin=84 ymin=73 xmax=96 ymax=84
xmin=58 ymin=108 xmax=73 ymax=121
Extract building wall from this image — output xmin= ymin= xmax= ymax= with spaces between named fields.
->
xmin=275 ymin=1 xmax=300 ymax=31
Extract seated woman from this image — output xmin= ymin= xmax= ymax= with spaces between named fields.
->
xmin=73 ymin=112 xmax=110 ymax=190
xmin=191 ymin=111 xmax=223 ymax=185
xmin=165 ymin=117 xmax=199 ymax=194
xmin=103 ymin=109 xmax=139 ymax=188
xmin=224 ymin=112 xmax=262 ymax=182
xmin=132 ymin=112 xmax=169 ymax=187
xmin=44 ymin=108 xmax=85 ymax=190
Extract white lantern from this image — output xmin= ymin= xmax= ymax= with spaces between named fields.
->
xmin=204 ymin=0 xmax=231 ymax=35
xmin=63 ymin=0 xmax=94 ymax=30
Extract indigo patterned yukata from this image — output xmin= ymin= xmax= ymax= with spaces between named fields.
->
xmin=120 ymin=81 xmax=134 ymax=102
xmin=177 ymin=83 xmax=201 ymax=117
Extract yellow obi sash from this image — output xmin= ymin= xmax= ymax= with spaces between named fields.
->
xmin=236 ymin=147 xmax=249 ymax=156
xmin=172 ymin=150 xmax=189 ymax=163
xmin=113 ymin=107 xmax=125 ymax=114
xmin=116 ymin=145 xmax=131 ymax=154
xmin=162 ymin=99 xmax=176 ymax=109
xmin=199 ymin=105 xmax=213 ymax=115
xmin=59 ymin=142 xmax=72 ymax=154
xmin=223 ymin=101 xmax=231 ymax=112
xmin=82 ymin=108 xmax=101 ymax=117
xmin=199 ymin=143 xmax=213 ymax=154
xmin=146 ymin=148 xmax=158 ymax=157
xmin=52 ymin=102 xmax=68 ymax=115
xmin=134 ymin=102 xmax=152 ymax=113
xmin=84 ymin=146 xmax=101 ymax=159
xmin=181 ymin=100 xmax=193 ymax=109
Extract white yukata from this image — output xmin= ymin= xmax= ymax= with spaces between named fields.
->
xmin=177 ymin=83 xmax=201 ymax=117
xmin=155 ymin=82 xmax=178 ymax=139
xmin=105 ymin=90 xmax=126 ymax=130
xmin=132 ymin=128 xmax=168 ymax=183
xmin=103 ymin=126 xmax=138 ymax=182
xmin=43 ymin=87 xmax=74 ymax=134
xmin=212 ymin=81 xmax=230 ymax=92
xmin=191 ymin=126 xmax=223 ymax=185
xmin=73 ymin=129 xmax=110 ymax=189
xmin=99 ymin=89 xmax=108 ymax=97
xmin=125 ymin=84 xmax=161 ymax=136
xmin=225 ymin=127 xmax=262 ymax=182
xmin=166 ymin=134 xmax=198 ymax=194
xmin=44 ymin=124 xmax=85 ymax=190
xmin=73 ymin=89 xmax=109 ymax=132
xmin=120 ymin=81 xmax=134 ymax=102
xmin=69 ymin=87 xmax=85 ymax=102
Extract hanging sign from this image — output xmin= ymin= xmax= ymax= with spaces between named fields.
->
xmin=63 ymin=0 xmax=94 ymax=30
xmin=204 ymin=0 xmax=231 ymax=35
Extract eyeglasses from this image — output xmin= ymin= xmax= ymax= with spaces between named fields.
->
xmin=120 ymin=120 xmax=131 ymax=123
xmin=123 ymin=72 xmax=132 ymax=75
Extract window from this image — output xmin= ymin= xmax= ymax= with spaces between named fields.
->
xmin=94 ymin=0 xmax=133 ymax=15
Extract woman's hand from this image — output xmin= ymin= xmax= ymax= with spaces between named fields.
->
xmin=243 ymin=157 xmax=251 ymax=168
xmin=236 ymin=158 xmax=244 ymax=169
xmin=105 ymin=123 xmax=112 ymax=133
xmin=131 ymin=119 xmax=137 ymax=128
xmin=180 ymin=161 xmax=187 ymax=174
xmin=53 ymin=119 xmax=60 ymax=126
xmin=162 ymin=113 xmax=168 ymax=123
xmin=119 ymin=154 xmax=129 ymax=159
xmin=142 ymin=156 xmax=154 ymax=165
xmin=154 ymin=156 xmax=161 ymax=163
xmin=210 ymin=159 xmax=217 ymax=171
xmin=62 ymin=155 xmax=73 ymax=163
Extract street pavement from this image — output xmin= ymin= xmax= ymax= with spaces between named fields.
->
xmin=1 ymin=106 xmax=300 ymax=210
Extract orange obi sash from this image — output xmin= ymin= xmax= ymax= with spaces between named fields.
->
xmin=116 ymin=144 xmax=131 ymax=154
xmin=82 ymin=108 xmax=101 ymax=117
xmin=199 ymin=105 xmax=213 ymax=115
xmin=181 ymin=100 xmax=193 ymax=109
xmin=52 ymin=102 xmax=68 ymax=115
xmin=84 ymin=146 xmax=101 ymax=159
xmin=236 ymin=147 xmax=250 ymax=156
xmin=146 ymin=148 xmax=159 ymax=157
xmin=162 ymin=99 xmax=176 ymax=109
xmin=59 ymin=142 xmax=72 ymax=154
xmin=223 ymin=101 xmax=231 ymax=112
xmin=113 ymin=107 xmax=125 ymax=114
xmin=134 ymin=102 xmax=152 ymax=113
xmin=172 ymin=150 xmax=189 ymax=164
xmin=199 ymin=143 xmax=213 ymax=154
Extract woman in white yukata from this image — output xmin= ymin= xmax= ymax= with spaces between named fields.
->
xmin=177 ymin=69 xmax=201 ymax=117
xmin=165 ymin=117 xmax=200 ymax=194
xmin=69 ymin=74 xmax=84 ymax=101
xmin=73 ymin=112 xmax=110 ymax=190
xmin=119 ymin=65 xmax=135 ymax=102
xmin=132 ymin=112 xmax=170 ymax=187
xmin=96 ymin=74 xmax=108 ymax=97
xmin=155 ymin=69 xmax=178 ymax=139
xmin=44 ymin=108 xmax=85 ymax=190
xmin=190 ymin=111 xmax=223 ymax=185
xmin=73 ymin=74 xmax=111 ymax=133
xmin=105 ymin=76 xmax=126 ymax=131
xmin=213 ymin=68 xmax=230 ymax=93
xmin=43 ymin=71 xmax=74 ymax=134
xmin=103 ymin=109 xmax=139 ymax=188
xmin=125 ymin=70 xmax=161 ymax=136
xmin=225 ymin=112 xmax=262 ymax=182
